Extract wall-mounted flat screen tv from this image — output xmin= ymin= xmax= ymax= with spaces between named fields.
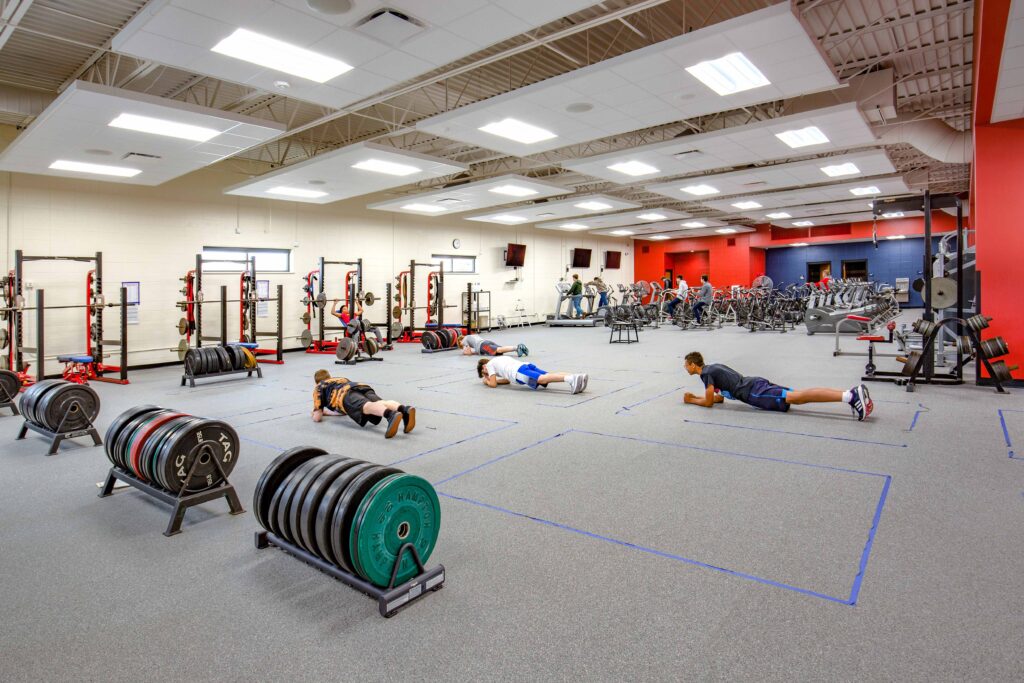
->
xmin=572 ymin=248 xmax=592 ymax=268
xmin=505 ymin=243 xmax=526 ymax=267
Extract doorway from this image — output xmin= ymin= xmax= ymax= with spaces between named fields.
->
xmin=807 ymin=261 xmax=831 ymax=282
xmin=842 ymin=259 xmax=868 ymax=280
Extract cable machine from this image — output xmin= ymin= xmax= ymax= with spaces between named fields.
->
xmin=12 ymin=250 xmax=128 ymax=385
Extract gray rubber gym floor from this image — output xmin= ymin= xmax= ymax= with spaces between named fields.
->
xmin=3 ymin=319 xmax=1023 ymax=681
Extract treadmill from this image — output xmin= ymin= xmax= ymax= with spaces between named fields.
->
xmin=547 ymin=282 xmax=598 ymax=327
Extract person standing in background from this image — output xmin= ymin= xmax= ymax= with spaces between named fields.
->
xmin=568 ymin=274 xmax=584 ymax=318
xmin=587 ymin=275 xmax=610 ymax=307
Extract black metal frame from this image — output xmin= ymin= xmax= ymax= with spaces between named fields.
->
xmin=0 ymin=380 xmax=19 ymax=416
xmin=181 ymin=344 xmax=264 ymax=387
xmin=255 ymin=530 xmax=445 ymax=618
xmin=99 ymin=457 xmax=244 ymax=536
xmin=610 ymin=321 xmax=640 ymax=344
xmin=16 ymin=398 xmax=102 ymax=455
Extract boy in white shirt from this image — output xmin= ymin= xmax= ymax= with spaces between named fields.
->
xmin=477 ymin=356 xmax=588 ymax=394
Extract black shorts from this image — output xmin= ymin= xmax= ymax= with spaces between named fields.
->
xmin=342 ymin=387 xmax=382 ymax=426
xmin=743 ymin=378 xmax=791 ymax=412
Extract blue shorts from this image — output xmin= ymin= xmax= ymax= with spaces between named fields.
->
xmin=514 ymin=363 xmax=546 ymax=389
xmin=744 ymin=378 xmax=791 ymax=412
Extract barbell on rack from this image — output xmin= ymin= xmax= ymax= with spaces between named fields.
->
xmin=301 ymin=291 xmax=378 ymax=310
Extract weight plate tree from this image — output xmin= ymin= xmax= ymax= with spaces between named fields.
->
xmin=20 ymin=379 xmax=100 ymax=432
xmin=254 ymin=452 xmax=441 ymax=589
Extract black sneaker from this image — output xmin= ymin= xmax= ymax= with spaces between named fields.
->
xmin=848 ymin=384 xmax=873 ymax=421
xmin=384 ymin=411 xmax=402 ymax=438
xmin=401 ymin=406 xmax=416 ymax=433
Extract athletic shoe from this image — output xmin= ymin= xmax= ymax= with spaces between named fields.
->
xmin=384 ymin=411 xmax=402 ymax=438
xmin=517 ymin=343 xmax=529 ymax=357
xmin=401 ymin=406 xmax=416 ymax=434
xmin=579 ymin=373 xmax=589 ymax=393
xmin=848 ymin=384 xmax=873 ymax=421
xmin=568 ymin=374 xmax=586 ymax=395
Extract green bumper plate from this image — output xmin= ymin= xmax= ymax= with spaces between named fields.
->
xmin=350 ymin=473 xmax=441 ymax=588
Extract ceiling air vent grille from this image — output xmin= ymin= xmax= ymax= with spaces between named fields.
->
xmin=354 ymin=9 xmax=426 ymax=45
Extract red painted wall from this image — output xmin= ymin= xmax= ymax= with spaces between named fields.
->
xmin=667 ymin=250 xmax=709 ymax=285
xmin=634 ymin=215 xmax=956 ymax=289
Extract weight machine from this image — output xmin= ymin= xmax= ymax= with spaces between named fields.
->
xmin=180 ymin=254 xmax=283 ymax=364
xmin=302 ymin=256 xmax=393 ymax=355
xmin=11 ymin=250 xmax=128 ymax=385
xmin=394 ymin=260 xmax=462 ymax=342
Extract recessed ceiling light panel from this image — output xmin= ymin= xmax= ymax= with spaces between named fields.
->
xmin=681 ymin=184 xmax=718 ymax=196
xmin=766 ymin=211 xmax=791 ymax=219
xmin=775 ymin=126 xmax=829 ymax=149
xmin=792 ymin=220 xmax=814 ymax=227
xmin=491 ymin=214 xmax=528 ymax=224
xmin=401 ymin=203 xmax=446 ymax=213
xmin=351 ymin=158 xmax=420 ymax=176
xmin=575 ymin=200 xmax=613 ymax=211
xmin=489 ymin=184 xmax=539 ymax=197
xmin=610 ymin=229 xmax=634 ymax=236
xmin=790 ymin=242 xmax=809 ymax=246
xmin=882 ymin=211 xmax=905 ymax=218
xmin=560 ymin=223 xmax=589 ymax=230
xmin=732 ymin=201 xmax=762 ymax=210
xmin=607 ymin=160 xmax=660 ymax=177
xmin=108 ymin=113 xmax=221 ymax=142
xmin=637 ymin=212 xmax=667 ymax=221
xmin=685 ymin=52 xmax=770 ymax=96
xmin=682 ymin=221 xmax=706 ymax=228
xmin=211 ymin=28 xmax=352 ymax=83
xmin=820 ymin=162 xmax=860 ymax=177
xmin=648 ymin=235 xmax=669 ymax=240
xmin=850 ymin=186 xmax=881 ymax=196
xmin=478 ymin=118 xmax=556 ymax=144
xmin=49 ymin=159 xmax=141 ymax=177
xmin=715 ymin=228 xmax=737 ymax=234
xmin=267 ymin=186 xmax=327 ymax=198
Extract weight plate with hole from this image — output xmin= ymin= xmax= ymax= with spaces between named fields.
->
xmin=214 ymin=346 xmax=231 ymax=372
xmin=36 ymin=382 xmax=99 ymax=432
xmin=104 ymin=405 xmax=161 ymax=469
xmin=128 ymin=412 xmax=185 ymax=480
xmin=19 ymin=379 xmax=61 ymax=425
xmin=253 ymin=446 xmax=328 ymax=531
xmin=329 ymin=465 xmax=400 ymax=575
xmin=314 ymin=461 xmax=377 ymax=567
xmin=350 ymin=473 xmax=441 ymax=587
xmin=365 ymin=337 xmax=378 ymax=357
xmin=147 ymin=416 xmax=202 ymax=485
xmin=116 ymin=411 xmax=166 ymax=473
xmin=177 ymin=340 xmax=189 ymax=361
xmin=336 ymin=337 xmax=356 ymax=362
xmin=157 ymin=418 xmax=239 ymax=493
xmin=275 ymin=455 xmax=333 ymax=544
xmin=296 ymin=457 xmax=358 ymax=556
xmin=301 ymin=329 xmax=313 ymax=348
xmin=0 ymin=368 xmax=20 ymax=401
xmin=286 ymin=456 xmax=342 ymax=549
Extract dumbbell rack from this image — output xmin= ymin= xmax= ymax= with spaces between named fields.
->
xmin=99 ymin=457 xmax=244 ymax=537
xmin=255 ymin=529 xmax=445 ymax=618
xmin=16 ymin=400 xmax=102 ymax=455
xmin=863 ymin=317 xmax=1009 ymax=393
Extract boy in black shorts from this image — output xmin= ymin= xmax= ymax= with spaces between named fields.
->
xmin=311 ymin=369 xmax=416 ymax=438
xmin=681 ymin=352 xmax=873 ymax=420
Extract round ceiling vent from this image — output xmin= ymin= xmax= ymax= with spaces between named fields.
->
xmin=565 ymin=102 xmax=594 ymax=113
xmin=306 ymin=0 xmax=353 ymax=14
xmin=84 ymin=149 xmax=112 ymax=156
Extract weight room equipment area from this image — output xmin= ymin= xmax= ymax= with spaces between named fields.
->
xmin=0 ymin=0 xmax=1021 ymax=680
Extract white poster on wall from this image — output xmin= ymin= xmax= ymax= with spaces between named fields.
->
xmin=122 ymin=281 xmax=140 ymax=325
xmin=256 ymin=280 xmax=269 ymax=318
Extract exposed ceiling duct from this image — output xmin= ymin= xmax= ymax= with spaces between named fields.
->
xmin=873 ymin=116 xmax=972 ymax=165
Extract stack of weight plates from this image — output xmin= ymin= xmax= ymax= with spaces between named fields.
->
xmin=103 ymin=406 xmax=239 ymax=492
xmin=183 ymin=346 xmax=256 ymax=376
xmin=254 ymin=448 xmax=441 ymax=588
xmin=420 ymin=328 xmax=461 ymax=350
xmin=20 ymin=379 xmax=100 ymax=432
xmin=0 ymin=368 xmax=21 ymax=401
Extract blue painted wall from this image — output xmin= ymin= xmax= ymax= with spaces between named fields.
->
xmin=765 ymin=237 xmax=940 ymax=308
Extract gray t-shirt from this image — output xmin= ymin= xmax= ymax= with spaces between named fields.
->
xmin=698 ymin=282 xmax=713 ymax=304
xmin=462 ymin=334 xmax=483 ymax=353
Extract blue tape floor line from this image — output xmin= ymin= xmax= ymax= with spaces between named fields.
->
xmin=907 ymin=403 xmax=929 ymax=432
xmin=681 ymin=417 xmax=909 ymax=448
xmin=616 ymin=386 xmax=683 ymax=415
xmin=436 ymin=429 xmax=892 ymax=605
xmin=998 ymin=409 xmax=1023 ymax=459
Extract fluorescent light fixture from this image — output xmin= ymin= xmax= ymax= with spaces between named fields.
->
xmin=478 ymin=118 xmax=556 ymax=144
xmin=351 ymin=158 xmax=420 ymax=176
xmin=648 ymin=235 xmax=669 ymax=240
xmin=774 ymin=126 xmax=830 ymax=149
xmin=49 ymin=160 xmax=141 ymax=178
xmin=211 ymin=28 xmax=353 ymax=83
xmin=637 ymin=212 xmax=667 ymax=221
xmin=489 ymin=185 xmax=538 ymax=197
xmin=850 ymin=185 xmax=881 ymax=196
xmin=682 ymin=221 xmax=706 ymax=228
xmin=401 ymin=203 xmax=447 ymax=213
xmin=882 ymin=211 xmax=905 ymax=218
xmin=266 ymin=186 xmax=327 ymax=198
xmin=607 ymin=160 xmax=660 ymax=177
xmin=820 ymin=162 xmax=860 ymax=177
xmin=575 ymin=200 xmax=613 ymax=211
xmin=560 ymin=223 xmax=589 ymax=230
xmin=685 ymin=52 xmax=770 ymax=96
xmin=108 ymin=113 xmax=220 ymax=142
xmin=792 ymin=220 xmax=814 ymax=227
xmin=680 ymin=184 xmax=718 ymax=196
xmin=610 ymin=229 xmax=634 ymax=236
xmin=790 ymin=242 xmax=809 ymax=247
xmin=886 ymin=234 xmax=906 ymax=240
xmin=766 ymin=212 xmax=792 ymax=219
xmin=732 ymin=201 xmax=762 ymax=210
xmin=715 ymin=228 xmax=737 ymax=234
xmin=491 ymin=214 xmax=528 ymax=224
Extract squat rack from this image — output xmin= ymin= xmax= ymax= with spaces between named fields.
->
xmin=12 ymin=250 xmax=128 ymax=384
xmin=188 ymin=254 xmax=283 ymax=364
xmin=307 ymin=256 xmax=395 ymax=353
xmin=396 ymin=260 xmax=460 ymax=341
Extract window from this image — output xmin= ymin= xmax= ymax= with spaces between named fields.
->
xmin=201 ymin=247 xmax=291 ymax=273
xmin=432 ymin=254 xmax=476 ymax=273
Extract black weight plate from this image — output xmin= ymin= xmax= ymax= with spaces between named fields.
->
xmin=38 ymin=383 xmax=100 ymax=432
xmin=142 ymin=415 xmax=196 ymax=485
xmin=296 ymin=457 xmax=359 ymax=556
xmin=253 ymin=446 xmax=329 ymax=532
xmin=275 ymin=455 xmax=335 ymax=545
xmin=20 ymin=379 xmax=62 ymax=425
xmin=215 ymin=346 xmax=231 ymax=372
xmin=117 ymin=410 xmax=173 ymax=474
xmin=225 ymin=345 xmax=241 ymax=371
xmin=0 ymin=369 xmax=20 ymax=400
xmin=184 ymin=349 xmax=198 ymax=375
xmin=153 ymin=415 xmax=213 ymax=490
xmin=330 ymin=465 xmax=402 ymax=574
xmin=201 ymin=348 xmax=214 ymax=375
xmin=103 ymin=405 xmax=161 ymax=467
xmin=314 ymin=461 xmax=376 ymax=567
xmin=289 ymin=457 xmax=351 ymax=553
xmin=158 ymin=418 xmax=240 ymax=493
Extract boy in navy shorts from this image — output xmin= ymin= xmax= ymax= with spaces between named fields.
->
xmin=477 ymin=356 xmax=588 ymax=394
xmin=681 ymin=352 xmax=873 ymax=420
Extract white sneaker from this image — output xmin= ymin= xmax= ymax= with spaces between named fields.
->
xmin=579 ymin=373 xmax=589 ymax=393
xmin=568 ymin=374 xmax=585 ymax=395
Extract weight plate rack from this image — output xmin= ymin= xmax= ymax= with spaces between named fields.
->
xmin=98 ymin=405 xmax=244 ymax=536
xmin=254 ymin=448 xmax=444 ymax=617
xmin=0 ymin=368 xmax=21 ymax=416
xmin=420 ymin=327 xmax=462 ymax=354
xmin=15 ymin=379 xmax=102 ymax=455
xmin=180 ymin=343 xmax=263 ymax=388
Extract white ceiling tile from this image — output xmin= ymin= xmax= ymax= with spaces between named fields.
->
xmin=536 ymin=208 xmax=692 ymax=231
xmin=464 ymin=194 xmax=641 ymax=224
xmin=309 ymin=28 xmax=393 ymax=68
xmin=445 ymin=5 xmax=531 ymax=47
xmin=699 ymin=175 xmax=912 ymax=213
xmin=171 ymin=0 xmax=277 ymax=25
xmin=118 ymin=31 xmax=208 ymax=70
xmin=225 ymin=140 xmax=467 ymax=203
xmin=400 ymin=28 xmax=479 ymax=67
xmin=393 ymin=0 xmax=490 ymax=25
xmin=367 ymin=173 xmax=568 ymax=215
xmin=143 ymin=5 xmax=234 ymax=49
xmin=0 ymin=81 xmax=285 ymax=186
xmin=362 ymin=47 xmax=443 ymax=81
